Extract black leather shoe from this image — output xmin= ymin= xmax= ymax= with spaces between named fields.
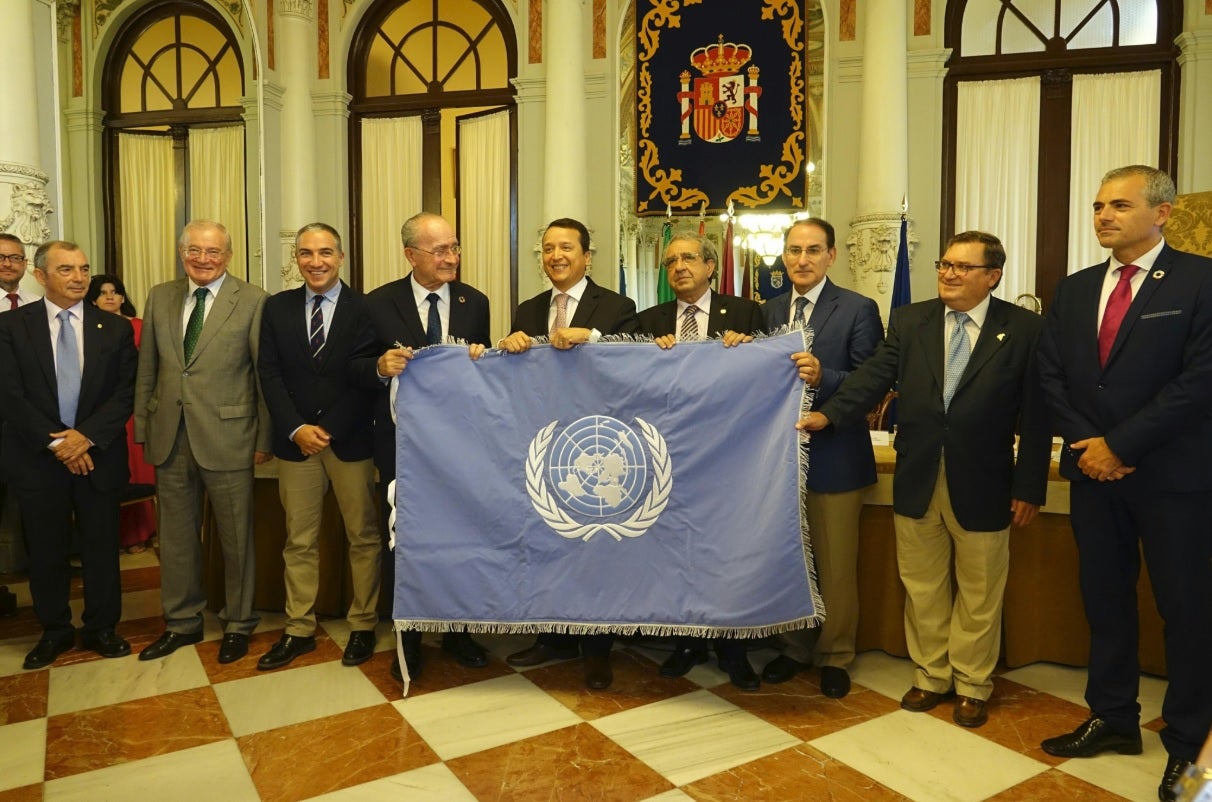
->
xmin=257 ymin=634 xmax=315 ymax=671
xmin=722 ymin=655 xmax=760 ymax=691
xmin=506 ymin=642 xmax=580 ymax=667
xmin=391 ymin=647 xmax=423 ymax=681
xmin=584 ymin=655 xmax=613 ymax=690
xmin=139 ymin=630 xmax=203 ymax=661
xmin=342 ymin=630 xmax=376 ymax=667
xmin=442 ymin=632 xmax=488 ymax=668
xmin=218 ymin=633 xmax=249 ymax=664
xmin=1041 ymin=716 xmax=1143 ymax=758
xmin=23 ymin=634 xmax=74 ymax=670
xmin=81 ymin=628 xmax=131 ymax=658
xmin=1159 ymin=755 xmax=1193 ymax=802
xmin=820 ymin=666 xmax=851 ymax=698
xmin=761 ymin=654 xmax=810 ymax=684
xmin=660 ymin=646 xmax=709 ymax=678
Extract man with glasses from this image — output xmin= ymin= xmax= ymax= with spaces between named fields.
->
xmin=136 ymin=220 xmax=272 ymax=665
xmin=637 ymin=230 xmax=767 ymax=691
xmin=798 ymin=230 xmax=1050 ymax=726
xmin=367 ymin=212 xmax=491 ymax=680
xmin=0 ymin=233 xmax=39 ymax=310
xmin=759 ymin=219 xmax=883 ymax=698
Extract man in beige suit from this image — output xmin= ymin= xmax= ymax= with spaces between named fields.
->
xmin=135 ymin=220 xmax=272 ymax=664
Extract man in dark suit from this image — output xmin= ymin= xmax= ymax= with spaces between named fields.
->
xmin=760 ymin=218 xmax=883 ymax=698
xmin=498 ymin=217 xmax=639 ymax=690
xmin=136 ymin=220 xmax=272 ymax=665
xmin=0 ymin=240 xmax=137 ymax=669
xmin=799 ymin=230 xmax=1051 ymax=727
xmin=638 ymin=229 xmax=767 ymax=691
xmin=1036 ymin=165 xmax=1212 ymax=802
xmin=366 ymin=211 xmax=492 ymax=680
xmin=256 ymin=223 xmax=385 ymax=671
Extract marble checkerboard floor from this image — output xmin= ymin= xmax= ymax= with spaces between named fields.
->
xmin=0 ymin=551 xmax=1171 ymax=801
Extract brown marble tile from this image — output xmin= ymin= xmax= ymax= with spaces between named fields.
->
xmin=318 ymin=0 xmax=329 ymax=79
xmin=592 ymin=0 xmax=606 ymax=59
xmin=448 ymin=722 xmax=673 ymax=801
xmin=201 ymin=629 xmax=344 ymax=684
xmin=913 ymin=0 xmax=931 ymax=36
xmin=44 ymin=686 xmax=231 ymax=779
xmin=1144 ymin=715 xmax=1165 ymax=733
xmin=961 ymin=677 xmax=1097 ymax=766
xmin=0 ymin=785 xmax=43 ymax=802
xmin=711 ymin=671 xmax=901 ymax=741
xmin=529 ymin=0 xmax=542 ymax=64
xmin=0 ymin=606 xmax=41 ymax=641
xmin=359 ymin=648 xmax=407 ymax=700
xmin=238 ymin=704 xmax=439 ymax=802
xmin=839 ymin=0 xmax=856 ymax=41
xmin=683 ymin=743 xmax=909 ymax=802
xmin=0 ymin=670 xmax=48 ymax=725
xmin=521 ymin=647 xmax=699 ymax=720
xmin=987 ymin=767 xmax=1129 ymax=801
xmin=357 ymin=639 xmax=514 ymax=700
xmin=119 ymin=565 xmax=163 ymax=593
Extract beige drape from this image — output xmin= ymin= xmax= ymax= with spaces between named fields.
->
xmin=116 ymin=133 xmax=176 ymax=314
xmin=188 ymin=126 xmax=248 ymax=280
xmin=457 ymin=110 xmax=511 ymax=343
xmin=361 ymin=117 xmax=423 ymax=291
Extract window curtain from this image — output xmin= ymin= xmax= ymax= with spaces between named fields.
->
xmin=361 ymin=116 xmax=423 ymax=292
xmin=1067 ymin=71 xmax=1160 ymax=273
xmin=117 ymin=133 xmax=176 ymax=316
xmin=955 ymin=77 xmax=1040 ymax=303
xmin=188 ymin=127 xmax=247 ymax=280
xmin=458 ymin=110 xmax=511 ymax=345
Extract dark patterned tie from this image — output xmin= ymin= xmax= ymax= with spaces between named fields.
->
xmin=183 ymin=287 xmax=208 ymax=362
xmin=792 ymin=296 xmax=808 ymax=329
xmin=425 ymin=292 xmax=442 ymax=345
xmin=56 ymin=310 xmax=80 ymax=427
xmin=6 ymin=293 xmax=18 ymax=310
xmin=679 ymin=304 xmax=700 ymax=341
xmin=309 ymin=295 xmax=325 ymax=361
xmin=1098 ymin=264 xmax=1140 ymax=367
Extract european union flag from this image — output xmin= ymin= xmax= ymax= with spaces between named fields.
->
xmin=392 ymin=332 xmax=821 ymax=638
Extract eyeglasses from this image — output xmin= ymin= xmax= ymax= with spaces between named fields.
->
xmin=185 ymin=247 xmax=227 ymax=260
xmin=0 ymin=254 xmax=27 ymax=265
xmin=411 ymin=243 xmax=462 ymax=258
xmin=935 ymin=260 xmax=992 ymax=276
xmin=663 ymin=252 xmax=703 ymax=269
xmin=785 ymin=245 xmax=829 ymax=259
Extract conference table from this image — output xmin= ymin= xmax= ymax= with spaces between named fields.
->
xmin=203 ymin=444 xmax=1167 ymax=676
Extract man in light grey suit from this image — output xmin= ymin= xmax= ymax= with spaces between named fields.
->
xmin=135 ymin=220 xmax=272 ymax=664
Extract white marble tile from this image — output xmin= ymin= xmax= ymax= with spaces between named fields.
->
xmin=1057 ymin=727 xmax=1170 ymax=802
xmin=0 ymin=717 xmax=46 ymax=791
xmin=591 ymin=689 xmax=800 ymax=786
xmin=118 ymin=549 xmax=159 ymax=569
xmin=116 ymin=588 xmax=162 ymax=622
xmin=640 ymin=790 xmax=696 ymax=802
xmin=394 ymin=673 xmax=581 ymax=760
xmin=43 ymin=739 xmax=258 ymax=802
xmin=0 ymin=633 xmax=41 ymax=678
xmin=319 ymin=620 xmax=397 ymax=653
xmin=47 ymin=647 xmax=209 ymax=716
xmin=849 ymin=650 xmax=916 ymax=701
xmin=213 ymin=659 xmax=386 ymax=737
xmin=625 ymin=643 xmax=730 ymax=688
xmin=308 ymin=763 xmax=478 ymax=801
xmin=1000 ymin=662 xmax=1090 ymax=708
xmin=809 ymin=709 xmax=1047 ymax=802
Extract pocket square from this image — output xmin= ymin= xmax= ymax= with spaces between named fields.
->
xmin=1139 ymin=310 xmax=1182 ymax=320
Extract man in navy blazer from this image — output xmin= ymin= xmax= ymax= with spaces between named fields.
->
xmin=1037 ymin=165 xmax=1212 ymax=801
xmin=498 ymin=217 xmax=639 ymax=690
xmin=760 ymin=219 xmax=883 ymax=698
xmin=638 ymin=230 xmax=767 ymax=691
xmin=257 ymin=223 xmax=385 ymax=671
xmin=0 ymin=241 xmax=137 ymax=669
xmin=366 ymin=212 xmax=492 ymax=680
xmin=800 ymin=231 xmax=1051 ymax=727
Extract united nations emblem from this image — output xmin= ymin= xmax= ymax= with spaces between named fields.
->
xmin=526 ymin=415 xmax=672 ymax=541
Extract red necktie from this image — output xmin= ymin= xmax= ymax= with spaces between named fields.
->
xmin=6 ymin=293 xmax=17 ymax=310
xmin=1098 ymin=264 xmax=1140 ymax=367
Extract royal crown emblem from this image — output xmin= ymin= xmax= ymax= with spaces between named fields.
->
xmin=677 ymin=34 xmax=762 ymax=145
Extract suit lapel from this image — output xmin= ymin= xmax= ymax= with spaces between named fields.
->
xmin=531 ymin=289 xmax=555 ymax=334
xmin=319 ymin=282 xmax=357 ymax=367
xmin=394 ymin=275 xmax=428 ymax=345
xmin=707 ymin=292 xmax=730 ymax=336
xmin=955 ymin=297 xmax=1011 ymax=396
xmin=569 ymin=281 xmax=600 ymax=329
xmin=916 ymin=301 xmax=947 ymax=400
xmin=1102 ymin=250 xmax=1168 ymax=370
xmin=185 ymin=278 xmax=239 ymax=366
xmin=767 ymin=293 xmax=790 ymax=328
xmin=807 ymin=281 xmax=839 ymax=336
xmin=24 ymin=302 xmax=58 ymax=402
xmin=166 ymin=280 xmax=188 ymax=366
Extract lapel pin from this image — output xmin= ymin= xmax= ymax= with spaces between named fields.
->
xmin=996 ymin=332 xmax=1006 ymax=342
xmin=97 ymin=323 xmax=103 ymax=328
xmin=1152 ymin=270 xmax=1165 ymax=279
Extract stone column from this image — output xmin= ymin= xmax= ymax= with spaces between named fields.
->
xmin=276 ymin=0 xmax=319 ymax=288
xmin=542 ymin=0 xmax=588 ymax=223
xmin=845 ymin=0 xmax=913 ymax=323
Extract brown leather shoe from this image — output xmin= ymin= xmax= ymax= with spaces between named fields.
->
xmin=900 ymin=686 xmax=953 ymax=712
xmin=954 ymin=695 xmax=988 ymax=727
xmin=583 ymin=655 xmax=613 ymax=690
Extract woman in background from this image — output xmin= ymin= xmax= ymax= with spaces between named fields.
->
xmin=86 ymin=275 xmax=156 ymax=553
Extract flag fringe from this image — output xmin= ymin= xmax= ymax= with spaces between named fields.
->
xmin=392 ymin=617 xmax=824 ymax=638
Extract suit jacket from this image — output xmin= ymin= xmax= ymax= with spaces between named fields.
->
xmin=511 ymin=278 xmax=640 ymax=338
xmin=365 ymin=275 xmax=491 ymax=472
xmin=636 ymin=292 xmax=766 ymax=339
xmin=0 ymin=302 xmax=136 ymax=491
xmin=763 ymin=279 xmax=884 ymax=493
xmin=818 ymin=296 xmax=1051 ymax=531
xmin=134 ymin=274 xmax=272 ymax=470
xmin=258 ymin=282 xmax=384 ymax=463
xmin=1037 ymin=244 xmax=1212 ymax=491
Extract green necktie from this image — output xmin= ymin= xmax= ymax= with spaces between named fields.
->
xmin=184 ymin=286 xmax=208 ymax=361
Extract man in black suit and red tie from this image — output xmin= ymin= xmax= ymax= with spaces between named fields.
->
xmin=637 ymin=229 xmax=767 ymax=691
xmin=0 ymin=240 xmax=137 ymax=669
xmin=1037 ymin=165 xmax=1212 ymax=802
xmin=366 ymin=211 xmax=492 ymax=680
xmin=498 ymin=217 xmax=639 ymax=690
xmin=256 ymin=223 xmax=385 ymax=671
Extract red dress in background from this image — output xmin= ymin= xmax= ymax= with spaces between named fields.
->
xmin=120 ymin=317 xmax=156 ymax=550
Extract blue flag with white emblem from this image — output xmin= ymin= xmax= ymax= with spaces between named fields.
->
xmin=392 ymin=331 xmax=821 ymax=637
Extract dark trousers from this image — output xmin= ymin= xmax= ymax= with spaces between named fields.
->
xmin=1070 ymin=480 xmax=1212 ymax=760
xmin=537 ymin=632 xmax=615 ymax=657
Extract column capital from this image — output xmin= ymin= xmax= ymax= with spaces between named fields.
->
xmin=278 ymin=0 xmax=315 ymax=22
xmin=845 ymin=211 xmax=918 ymax=304
xmin=0 ymin=161 xmax=50 ymax=184
xmin=1177 ymin=30 xmax=1212 ymax=65
xmin=312 ymin=91 xmax=352 ymax=119
xmin=63 ymin=107 xmax=105 ymax=133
